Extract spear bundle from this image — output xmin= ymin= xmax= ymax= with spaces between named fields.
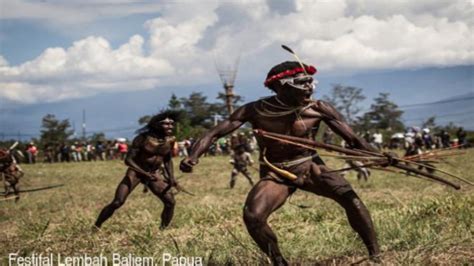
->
xmin=254 ymin=129 xmax=471 ymax=190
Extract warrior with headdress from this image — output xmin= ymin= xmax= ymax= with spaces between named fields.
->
xmin=180 ymin=48 xmax=390 ymax=264
xmin=94 ymin=111 xmax=178 ymax=229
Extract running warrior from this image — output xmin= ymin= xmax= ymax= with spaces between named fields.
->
xmin=0 ymin=146 xmax=24 ymax=202
xmin=95 ymin=111 xmax=177 ymax=229
xmin=181 ymin=58 xmax=389 ymax=264
xmin=229 ymin=144 xmax=254 ymax=188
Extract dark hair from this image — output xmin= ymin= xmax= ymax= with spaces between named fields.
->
xmin=136 ymin=109 xmax=182 ymax=134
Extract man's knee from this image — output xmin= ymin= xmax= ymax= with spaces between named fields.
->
xmin=163 ymin=195 xmax=176 ymax=208
xmin=243 ymin=206 xmax=266 ymax=229
xmin=339 ymin=190 xmax=366 ymax=210
xmin=110 ymin=199 xmax=125 ymax=209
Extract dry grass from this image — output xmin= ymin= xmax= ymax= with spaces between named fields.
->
xmin=1 ymin=149 xmax=473 ymax=265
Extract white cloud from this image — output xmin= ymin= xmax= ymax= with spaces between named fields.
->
xmin=0 ymin=0 xmax=472 ymax=103
xmin=0 ymin=0 xmax=164 ymax=24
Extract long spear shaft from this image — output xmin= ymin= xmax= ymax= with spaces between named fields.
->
xmin=356 ymin=148 xmax=472 ymax=186
xmin=254 ymin=129 xmax=381 ymax=158
xmin=254 ymin=129 xmax=461 ymax=190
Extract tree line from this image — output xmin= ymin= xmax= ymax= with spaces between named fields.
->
xmin=1 ymin=85 xmax=470 ymax=151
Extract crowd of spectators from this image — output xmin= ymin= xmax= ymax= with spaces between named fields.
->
xmin=10 ymin=131 xmax=259 ymax=164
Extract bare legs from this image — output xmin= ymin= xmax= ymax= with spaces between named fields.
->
xmin=94 ymin=170 xmax=176 ymax=229
xmin=300 ymin=166 xmax=380 ymax=258
xmin=147 ymin=179 xmax=176 ymax=229
xmin=3 ymin=173 xmax=20 ymax=202
xmin=230 ymin=168 xmax=254 ymax=188
xmin=243 ymin=180 xmax=293 ymax=265
xmin=243 ymin=164 xmax=380 ymax=264
xmin=94 ymin=174 xmax=140 ymax=228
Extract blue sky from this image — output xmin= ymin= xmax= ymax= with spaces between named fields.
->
xmin=0 ymin=0 xmax=473 ymax=139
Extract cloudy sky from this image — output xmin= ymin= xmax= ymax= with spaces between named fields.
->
xmin=0 ymin=0 xmax=473 ymax=138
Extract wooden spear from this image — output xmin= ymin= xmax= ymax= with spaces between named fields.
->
xmin=253 ymin=129 xmax=461 ymax=190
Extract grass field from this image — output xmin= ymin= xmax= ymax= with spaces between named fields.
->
xmin=1 ymin=149 xmax=473 ymax=265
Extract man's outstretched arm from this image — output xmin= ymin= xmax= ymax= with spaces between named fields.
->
xmin=180 ymin=104 xmax=251 ymax=172
xmin=316 ymin=101 xmax=378 ymax=153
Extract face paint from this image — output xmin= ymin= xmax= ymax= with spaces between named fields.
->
xmin=279 ymin=75 xmax=318 ymax=91
xmin=277 ymin=74 xmax=317 ymax=106
xmin=159 ymin=117 xmax=174 ymax=124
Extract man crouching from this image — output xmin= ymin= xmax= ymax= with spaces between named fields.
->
xmin=95 ymin=111 xmax=178 ymax=229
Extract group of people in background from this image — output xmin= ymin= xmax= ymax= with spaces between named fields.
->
xmin=321 ymin=126 xmax=469 ymax=152
xmin=321 ymin=126 xmax=469 ymax=183
xmin=9 ymin=131 xmax=259 ymax=165
xmin=3 ymin=125 xmax=470 ymax=167
xmin=16 ymin=140 xmax=129 ymax=164
xmin=388 ymin=126 xmax=468 ymax=152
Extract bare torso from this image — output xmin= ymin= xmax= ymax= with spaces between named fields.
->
xmin=131 ymin=134 xmax=176 ymax=172
xmin=247 ymin=97 xmax=324 ymax=163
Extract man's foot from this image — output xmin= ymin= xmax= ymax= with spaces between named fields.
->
xmin=272 ymin=256 xmax=289 ymax=266
xmin=91 ymin=225 xmax=101 ymax=233
xmin=369 ymin=254 xmax=382 ymax=264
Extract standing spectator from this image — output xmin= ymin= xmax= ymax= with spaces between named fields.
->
xmin=105 ymin=140 xmax=114 ymax=160
xmin=76 ymin=143 xmax=83 ymax=161
xmin=70 ymin=142 xmax=78 ymax=162
xmin=117 ymin=140 xmax=128 ymax=160
xmin=95 ymin=141 xmax=106 ymax=160
xmin=60 ymin=143 xmax=70 ymax=162
xmin=372 ymin=130 xmax=383 ymax=151
xmin=86 ymin=142 xmax=95 ymax=161
xmin=178 ymin=141 xmax=188 ymax=157
xmin=422 ymin=128 xmax=433 ymax=150
xmin=441 ymin=130 xmax=451 ymax=148
xmin=26 ymin=142 xmax=38 ymax=164
xmin=456 ymin=127 xmax=467 ymax=148
xmin=43 ymin=143 xmax=54 ymax=163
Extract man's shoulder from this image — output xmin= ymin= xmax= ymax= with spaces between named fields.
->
xmin=310 ymin=99 xmax=333 ymax=109
xmin=242 ymin=99 xmax=262 ymax=108
xmin=132 ymin=134 xmax=148 ymax=145
xmin=229 ymin=100 xmax=260 ymax=120
xmin=310 ymin=100 xmax=342 ymax=120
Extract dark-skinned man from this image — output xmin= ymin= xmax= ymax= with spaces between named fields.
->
xmin=180 ymin=60 xmax=389 ymax=265
xmin=95 ymin=111 xmax=177 ymax=230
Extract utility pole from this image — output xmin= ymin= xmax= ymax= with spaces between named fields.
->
xmin=72 ymin=121 xmax=76 ymax=138
xmin=82 ymin=109 xmax=86 ymax=140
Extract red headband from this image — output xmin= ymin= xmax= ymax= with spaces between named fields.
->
xmin=264 ymin=65 xmax=317 ymax=87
